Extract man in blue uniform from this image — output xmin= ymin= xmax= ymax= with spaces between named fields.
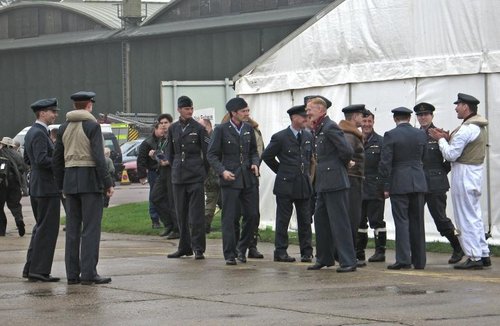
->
xmin=166 ymin=96 xmax=208 ymax=260
xmin=207 ymin=97 xmax=260 ymax=265
xmin=414 ymin=102 xmax=463 ymax=264
xmin=357 ymin=110 xmax=387 ymax=263
xmin=53 ymin=91 xmax=114 ymax=285
xmin=262 ymin=105 xmax=314 ymax=263
xmin=379 ymin=107 xmax=427 ymax=270
xmin=306 ymin=97 xmax=357 ymax=273
xmin=22 ymin=98 xmax=61 ymax=282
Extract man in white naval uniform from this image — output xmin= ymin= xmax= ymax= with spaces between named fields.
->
xmin=429 ymin=93 xmax=491 ymax=270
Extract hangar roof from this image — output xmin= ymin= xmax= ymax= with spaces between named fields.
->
xmin=0 ymin=1 xmax=166 ymax=29
xmin=0 ymin=3 xmax=324 ymax=50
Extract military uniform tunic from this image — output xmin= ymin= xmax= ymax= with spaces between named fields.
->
xmin=23 ymin=122 xmax=60 ymax=277
xmin=421 ymin=124 xmax=456 ymax=236
xmin=207 ymin=120 xmax=260 ymax=260
xmin=379 ymin=122 xmax=428 ymax=268
xmin=262 ymin=126 xmax=313 ymax=258
xmin=360 ymin=131 xmax=386 ymax=231
xmin=313 ymin=115 xmax=356 ymax=268
xmin=167 ymin=118 xmax=209 ymax=253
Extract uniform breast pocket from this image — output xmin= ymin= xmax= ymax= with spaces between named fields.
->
xmin=224 ymin=139 xmax=239 ymax=154
xmin=188 ymin=134 xmax=199 ymax=144
xmin=242 ymin=133 xmax=251 ymax=146
xmin=315 ymin=138 xmax=325 ymax=153
xmin=287 ymin=146 xmax=300 ymax=156
xmin=368 ymin=146 xmax=381 ymax=155
xmin=428 ymin=142 xmax=439 ymax=151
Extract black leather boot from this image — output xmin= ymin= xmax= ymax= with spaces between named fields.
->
xmin=356 ymin=231 xmax=368 ymax=262
xmin=444 ymin=230 xmax=464 ymax=264
xmin=368 ymin=231 xmax=386 ymax=262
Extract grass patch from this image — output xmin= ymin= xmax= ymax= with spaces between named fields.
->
xmin=65 ymin=201 xmax=499 ymax=256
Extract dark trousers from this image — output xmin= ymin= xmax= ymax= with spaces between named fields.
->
xmin=314 ymin=190 xmax=356 ymax=267
xmin=172 ymin=182 xmax=206 ymax=253
xmin=220 ymin=186 xmax=259 ymax=260
xmin=424 ymin=192 xmax=455 ymax=236
xmin=65 ymin=193 xmax=104 ymax=280
xmin=347 ymin=176 xmax=363 ymax=250
xmin=23 ymin=196 xmax=60 ymax=275
xmin=390 ymin=193 xmax=426 ymax=268
xmin=147 ymin=170 xmax=160 ymax=223
xmin=275 ymin=195 xmax=312 ymax=257
xmin=359 ymin=199 xmax=386 ymax=230
xmin=151 ymin=168 xmax=178 ymax=230
xmin=0 ymin=181 xmax=23 ymax=234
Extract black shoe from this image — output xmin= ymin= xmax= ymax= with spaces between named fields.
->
xmin=226 ymin=258 xmax=237 ymax=265
xmin=368 ymin=252 xmax=386 ymax=262
xmin=28 ymin=273 xmax=60 ymax=282
xmin=301 ymin=255 xmax=313 ymax=263
xmin=165 ymin=231 xmax=180 ymax=240
xmin=454 ymin=258 xmax=483 ymax=270
xmin=152 ymin=221 xmax=161 ymax=229
xmin=81 ymin=275 xmax=112 ymax=285
xmin=205 ymin=224 xmax=211 ymax=234
xmin=274 ymin=254 xmax=296 ymax=262
xmin=67 ymin=278 xmax=81 ymax=285
xmin=248 ymin=248 xmax=264 ymax=259
xmin=307 ymin=263 xmax=332 ymax=270
xmin=387 ymin=262 xmax=411 ymax=270
xmin=237 ymin=253 xmax=247 ymax=263
xmin=448 ymin=249 xmax=465 ymax=264
xmin=194 ymin=251 xmax=205 ymax=260
xmin=22 ymin=272 xmax=28 ymax=279
xmin=336 ymin=265 xmax=357 ymax=273
xmin=167 ymin=250 xmax=193 ymax=258
xmin=356 ymin=260 xmax=367 ymax=267
xmin=482 ymin=257 xmax=492 ymax=267
xmin=16 ymin=221 xmax=25 ymax=237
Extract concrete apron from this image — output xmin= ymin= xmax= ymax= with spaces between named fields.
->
xmin=1 ymin=229 xmax=500 ymax=326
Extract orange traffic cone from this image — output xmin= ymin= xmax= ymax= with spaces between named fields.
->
xmin=120 ymin=169 xmax=131 ymax=185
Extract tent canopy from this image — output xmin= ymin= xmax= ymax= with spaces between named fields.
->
xmin=235 ymin=0 xmax=500 ymax=244
xmin=236 ymin=0 xmax=500 ymax=95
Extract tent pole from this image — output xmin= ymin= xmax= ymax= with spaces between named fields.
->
xmin=484 ymin=73 xmax=492 ymax=238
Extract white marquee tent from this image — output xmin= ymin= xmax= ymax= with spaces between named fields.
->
xmin=234 ymin=0 xmax=500 ymax=244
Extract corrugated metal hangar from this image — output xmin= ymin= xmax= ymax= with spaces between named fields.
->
xmin=0 ymin=0 xmax=332 ymax=137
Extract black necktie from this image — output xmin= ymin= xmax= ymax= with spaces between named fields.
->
xmin=297 ymin=131 xmax=302 ymax=144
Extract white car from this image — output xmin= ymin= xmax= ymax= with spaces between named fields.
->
xmin=14 ymin=124 xmax=113 ymax=154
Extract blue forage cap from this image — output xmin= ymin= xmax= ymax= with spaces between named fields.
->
xmin=287 ymin=105 xmax=307 ymax=117
xmin=413 ymin=102 xmax=435 ymax=115
xmin=70 ymin=91 xmax=96 ymax=102
xmin=30 ymin=98 xmax=59 ymax=112
xmin=342 ymin=104 xmax=366 ymax=114
xmin=226 ymin=97 xmax=248 ymax=112
xmin=303 ymin=95 xmax=332 ymax=109
xmin=391 ymin=107 xmax=413 ymax=116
